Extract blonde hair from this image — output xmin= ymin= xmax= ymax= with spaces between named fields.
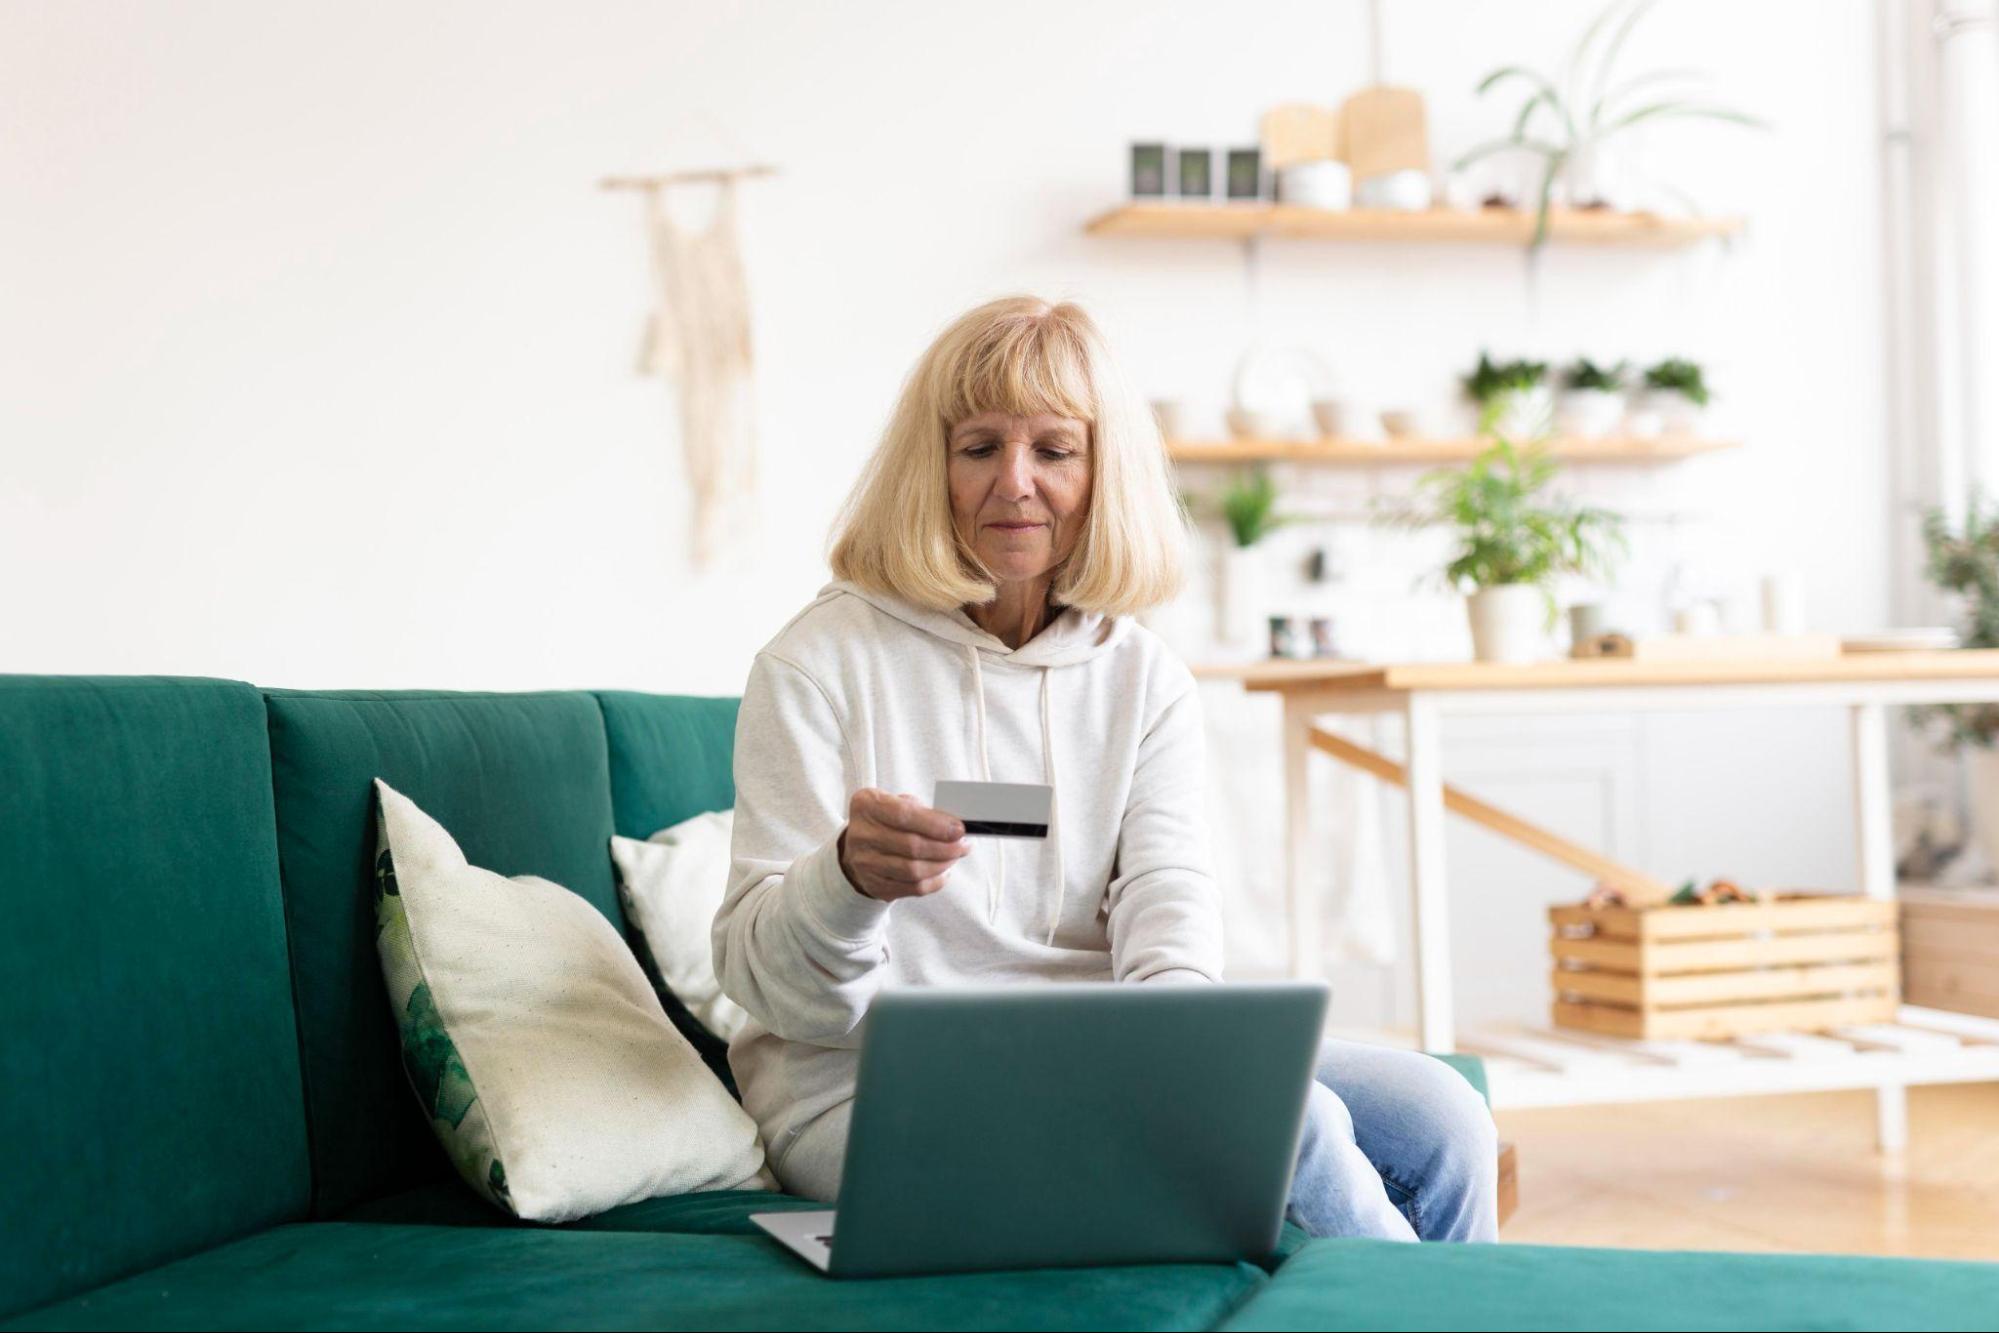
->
xmin=828 ymin=295 xmax=1187 ymax=616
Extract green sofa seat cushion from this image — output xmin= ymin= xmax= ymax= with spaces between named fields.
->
xmin=341 ymin=1182 xmax=1313 ymax=1264
xmin=339 ymin=1184 xmax=824 ymax=1234
xmin=3 ymin=1222 xmax=1271 ymax=1332
xmin=262 ymin=689 xmax=625 ymax=1217
xmin=0 ymin=676 xmax=310 ymax=1320
xmin=1428 ymin=1052 xmax=1487 ymax=1104
xmin=1221 ymin=1235 xmax=1999 ymax=1331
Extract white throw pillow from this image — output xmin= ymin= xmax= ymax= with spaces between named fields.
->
xmin=609 ymin=808 xmax=748 ymax=1043
xmin=371 ymin=779 xmax=773 ymax=1222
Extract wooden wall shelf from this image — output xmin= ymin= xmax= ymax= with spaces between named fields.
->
xmin=1167 ymin=436 xmax=1736 ymax=465
xmin=1085 ymin=203 xmax=1743 ymax=248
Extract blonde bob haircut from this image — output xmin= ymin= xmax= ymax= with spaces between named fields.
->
xmin=828 ymin=295 xmax=1188 ymax=617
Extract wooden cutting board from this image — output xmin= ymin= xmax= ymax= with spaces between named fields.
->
xmin=1339 ymin=85 xmax=1428 ymax=179
xmin=1260 ymin=103 xmax=1342 ymax=169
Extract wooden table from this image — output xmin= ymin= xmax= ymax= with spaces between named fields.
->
xmin=1199 ymin=650 xmax=1999 ymax=1149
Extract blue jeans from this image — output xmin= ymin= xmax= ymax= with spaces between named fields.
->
xmin=1288 ymin=1037 xmax=1500 ymax=1242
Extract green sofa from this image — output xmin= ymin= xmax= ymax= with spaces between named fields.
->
xmin=3 ymin=674 xmax=1994 ymax=1331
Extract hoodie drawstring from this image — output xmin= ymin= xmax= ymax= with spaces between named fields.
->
xmin=966 ymin=645 xmax=1003 ymax=925
xmin=1038 ymin=666 xmax=1064 ymax=945
xmin=964 ymin=643 xmax=1065 ymax=943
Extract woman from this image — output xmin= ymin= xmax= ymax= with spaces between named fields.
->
xmin=712 ymin=295 xmax=1497 ymax=1242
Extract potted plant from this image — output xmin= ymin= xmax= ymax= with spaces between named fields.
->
xmin=1633 ymin=356 xmax=1710 ymax=435
xmin=1558 ymin=358 xmax=1628 ymax=439
xmin=1451 ymin=0 xmax=1765 ymax=248
xmin=1910 ymin=498 xmax=1999 ymax=870
xmin=1377 ymin=438 xmax=1626 ymax=663
xmin=1462 ymin=352 xmax=1553 ymax=441
xmin=1212 ymin=467 xmax=1294 ymax=646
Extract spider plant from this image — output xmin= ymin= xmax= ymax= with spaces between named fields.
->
xmin=1452 ymin=0 xmax=1765 ymax=248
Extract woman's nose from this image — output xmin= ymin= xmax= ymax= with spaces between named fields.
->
xmin=997 ymin=448 xmax=1036 ymax=497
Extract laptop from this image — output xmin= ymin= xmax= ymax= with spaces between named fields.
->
xmin=750 ymin=980 xmax=1329 ymax=1278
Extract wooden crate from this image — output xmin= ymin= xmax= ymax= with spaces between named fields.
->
xmin=1549 ymin=894 xmax=1899 ymax=1040
xmin=1902 ymin=887 xmax=1999 ymax=1019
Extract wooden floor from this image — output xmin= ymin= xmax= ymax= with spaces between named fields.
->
xmin=1494 ymin=1082 xmax=1999 ymax=1260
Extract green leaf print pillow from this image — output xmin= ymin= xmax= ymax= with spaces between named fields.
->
xmin=372 ymin=779 xmax=774 ymax=1222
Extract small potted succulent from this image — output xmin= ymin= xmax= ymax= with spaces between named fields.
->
xmin=1629 ymin=357 xmax=1710 ymax=437
xmin=1377 ymin=438 xmax=1626 ymax=662
xmin=1462 ymin=352 xmax=1553 ymax=441
xmin=1212 ymin=467 xmax=1296 ymax=647
xmin=1557 ymin=358 xmax=1628 ymax=439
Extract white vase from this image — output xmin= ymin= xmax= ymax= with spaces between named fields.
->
xmin=1968 ymin=748 xmax=1999 ymax=876
xmin=1216 ymin=545 xmax=1265 ymax=647
xmin=1466 ymin=585 xmax=1546 ymax=663
xmin=1557 ymin=388 xmax=1625 ymax=440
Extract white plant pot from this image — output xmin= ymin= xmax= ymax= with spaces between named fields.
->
xmin=1622 ymin=408 xmax=1663 ymax=439
xmin=1466 ymin=584 xmax=1546 ymax=663
xmin=1484 ymin=385 xmax=1554 ymax=441
xmin=1557 ymin=388 xmax=1625 ymax=440
xmin=1968 ymin=747 xmax=1999 ymax=876
xmin=1216 ymin=544 xmax=1265 ymax=647
xmin=1638 ymin=389 xmax=1705 ymax=436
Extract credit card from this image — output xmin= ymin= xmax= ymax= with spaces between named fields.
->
xmin=932 ymin=780 xmax=1052 ymax=839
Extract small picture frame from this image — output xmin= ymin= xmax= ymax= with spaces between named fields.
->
xmin=1129 ymin=143 xmax=1169 ymax=198
xmin=1175 ymin=148 xmax=1213 ymax=199
xmin=1225 ymin=147 xmax=1264 ymax=202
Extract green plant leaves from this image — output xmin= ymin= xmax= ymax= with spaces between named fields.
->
xmin=1562 ymin=357 xmax=1628 ymax=391
xmin=1216 ymin=466 xmax=1288 ymax=548
xmin=1462 ymin=352 xmax=1550 ymax=403
xmin=1643 ymin=357 xmax=1710 ymax=405
xmin=1912 ymin=496 xmax=1999 ymax=751
xmin=1379 ymin=437 xmax=1627 ymax=598
xmin=1464 ymin=0 xmax=1763 ymax=251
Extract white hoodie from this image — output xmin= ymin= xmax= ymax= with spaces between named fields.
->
xmin=713 ymin=578 xmax=1224 ymax=1169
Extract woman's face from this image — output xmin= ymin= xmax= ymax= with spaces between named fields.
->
xmin=946 ymin=411 xmax=1093 ymax=589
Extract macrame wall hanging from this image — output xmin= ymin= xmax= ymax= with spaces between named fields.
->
xmin=602 ymin=163 xmax=773 ymax=568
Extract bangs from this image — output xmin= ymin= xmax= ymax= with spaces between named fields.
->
xmin=935 ymin=310 xmax=1098 ymax=427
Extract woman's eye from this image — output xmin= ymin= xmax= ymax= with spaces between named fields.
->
xmin=958 ymin=443 xmax=1073 ymax=459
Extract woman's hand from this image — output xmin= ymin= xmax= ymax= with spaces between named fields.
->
xmin=837 ymin=789 xmax=970 ymax=902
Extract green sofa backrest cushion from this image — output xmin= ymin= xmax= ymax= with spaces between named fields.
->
xmin=593 ymin=691 xmax=739 ymax=839
xmin=0 ymin=676 xmax=310 ymax=1319
xmin=263 ymin=689 xmax=622 ymax=1216
xmin=592 ymin=690 xmax=741 ymax=1088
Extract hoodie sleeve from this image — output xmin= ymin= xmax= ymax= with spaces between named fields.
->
xmin=712 ymin=650 xmax=891 ymax=1044
xmin=1105 ymin=679 xmax=1226 ymax=984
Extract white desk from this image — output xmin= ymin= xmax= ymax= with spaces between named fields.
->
xmin=1200 ymin=650 xmax=1999 ymax=1149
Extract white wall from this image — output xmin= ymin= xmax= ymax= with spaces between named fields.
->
xmin=0 ymin=1 xmax=1894 ymax=1025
